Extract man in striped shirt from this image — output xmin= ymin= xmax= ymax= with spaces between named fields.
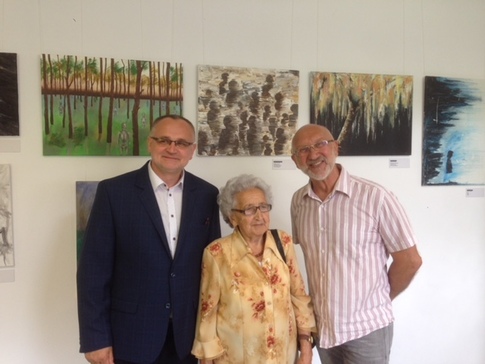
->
xmin=290 ymin=124 xmax=422 ymax=364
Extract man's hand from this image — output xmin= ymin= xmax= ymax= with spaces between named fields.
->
xmin=84 ymin=346 xmax=114 ymax=364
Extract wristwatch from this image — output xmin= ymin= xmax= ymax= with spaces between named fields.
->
xmin=298 ymin=334 xmax=314 ymax=346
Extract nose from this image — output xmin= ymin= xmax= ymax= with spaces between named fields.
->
xmin=166 ymin=140 xmax=178 ymax=152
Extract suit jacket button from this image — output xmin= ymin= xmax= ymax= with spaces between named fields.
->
xmin=165 ymin=303 xmax=171 ymax=309
xmin=171 ymin=273 xmax=176 ymax=278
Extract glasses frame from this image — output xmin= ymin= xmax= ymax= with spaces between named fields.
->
xmin=150 ymin=136 xmax=195 ymax=149
xmin=293 ymin=139 xmax=335 ymax=157
xmin=231 ymin=203 xmax=272 ymax=216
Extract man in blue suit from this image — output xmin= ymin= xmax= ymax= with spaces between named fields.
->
xmin=77 ymin=115 xmax=221 ymax=364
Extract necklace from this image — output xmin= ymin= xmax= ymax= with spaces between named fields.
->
xmin=253 ymin=250 xmax=264 ymax=258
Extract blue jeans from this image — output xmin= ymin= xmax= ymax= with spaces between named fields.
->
xmin=316 ymin=323 xmax=394 ymax=364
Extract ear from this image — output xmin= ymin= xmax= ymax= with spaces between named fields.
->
xmin=229 ymin=213 xmax=238 ymax=228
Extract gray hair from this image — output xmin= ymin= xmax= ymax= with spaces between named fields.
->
xmin=218 ymin=174 xmax=273 ymax=227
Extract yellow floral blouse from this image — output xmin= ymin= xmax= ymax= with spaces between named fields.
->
xmin=192 ymin=228 xmax=316 ymax=363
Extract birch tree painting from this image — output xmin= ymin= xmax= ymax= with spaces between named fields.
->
xmin=310 ymin=72 xmax=413 ymax=156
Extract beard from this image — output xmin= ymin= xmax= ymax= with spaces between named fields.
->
xmin=299 ymin=156 xmax=335 ymax=181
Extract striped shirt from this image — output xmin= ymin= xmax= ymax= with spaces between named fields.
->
xmin=291 ymin=164 xmax=417 ymax=348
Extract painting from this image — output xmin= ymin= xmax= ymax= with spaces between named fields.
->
xmin=0 ymin=165 xmax=14 ymax=268
xmin=41 ymin=54 xmax=183 ymax=156
xmin=0 ymin=53 xmax=20 ymax=136
xmin=422 ymin=76 xmax=485 ymax=186
xmin=197 ymin=65 xmax=299 ymax=156
xmin=310 ymin=72 xmax=413 ymax=156
xmin=76 ymin=181 xmax=99 ymax=262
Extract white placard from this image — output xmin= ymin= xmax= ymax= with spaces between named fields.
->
xmin=389 ymin=157 xmax=410 ymax=168
xmin=272 ymin=159 xmax=296 ymax=170
xmin=466 ymin=188 xmax=484 ymax=197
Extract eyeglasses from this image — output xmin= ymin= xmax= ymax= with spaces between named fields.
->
xmin=231 ymin=204 xmax=272 ymax=216
xmin=150 ymin=136 xmax=194 ymax=149
xmin=293 ymin=139 xmax=335 ymax=157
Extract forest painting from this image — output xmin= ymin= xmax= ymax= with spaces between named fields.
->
xmin=0 ymin=165 xmax=14 ymax=268
xmin=310 ymin=72 xmax=413 ymax=156
xmin=41 ymin=54 xmax=183 ymax=156
xmin=0 ymin=53 xmax=20 ymax=136
xmin=422 ymin=76 xmax=485 ymax=186
xmin=76 ymin=181 xmax=99 ymax=262
xmin=197 ymin=65 xmax=299 ymax=156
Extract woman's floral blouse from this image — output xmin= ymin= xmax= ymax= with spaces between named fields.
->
xmin=192 ymin=229 xmax=316 ymax=363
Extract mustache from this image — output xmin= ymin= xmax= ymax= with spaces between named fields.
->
xmin=308 ymin=156 xmax=328 ymax=166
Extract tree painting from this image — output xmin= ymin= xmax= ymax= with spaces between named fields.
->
xmin=197 ymin=65 xmax=299 ymax=156
xmin=422 ymin=76 xmax=485 ymax=186
xmin=0 ymin=165 xmax=14 ymax=268
xmin=310 ymin=72 xmax=413 ymax=156
xmin=41 ymin=54 xmax=183 ymax=156
xmin=0 ymin=53 xmax=19 ymax=136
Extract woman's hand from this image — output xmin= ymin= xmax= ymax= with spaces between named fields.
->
xmin=296 ymin=346 xmax=313 ymax=364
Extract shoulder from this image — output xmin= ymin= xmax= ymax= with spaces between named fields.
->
xmin=205 ymin=235 xmax=232 ymax=257
xmin=98 ymin=163 xmax=148 ymax=189
xmin=184 ymin=171 xmax=218 ymax=193
xmin=348 ymin=173 xmax=391 ymax=197
xmin=272 ymin=229 xmax=293 ymax=247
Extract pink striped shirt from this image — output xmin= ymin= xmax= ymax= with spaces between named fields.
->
xmin=291 ymin=164 xmax=417 ymax=348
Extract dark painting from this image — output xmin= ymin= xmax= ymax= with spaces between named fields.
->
xmin=0 ymin=53 xmax=20 ymax=136
xmin=422 ymin=76 xmax=485 ymax=186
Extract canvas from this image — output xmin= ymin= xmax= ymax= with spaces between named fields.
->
xmin=0 ymin=165 xmax=14 ymax=268
xmin=41 ymin=54 xmax=183 ymax=156
xmin=197 ymin=65 xmax=299 ymax=156
xmin=422 ymin=76 xmax=485 ymax=186
xmin=310 ymin=72 xmax=413 ymax=156
xmin=76 ymin=181 xmax=99 ymax=262
xmin=0 ymin=53 xmax=20 ymax=136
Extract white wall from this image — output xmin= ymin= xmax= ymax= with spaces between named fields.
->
xmin=0 ymin=0 xmax=484 ymax=363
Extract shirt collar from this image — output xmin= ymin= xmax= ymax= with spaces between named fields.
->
xmin=148 ymin=162 xmax=185 ymax=191
xmin=304 ymin=163 xmax=351 ymax=200
xmin=230 ymin=227 xmax=283 ymax=265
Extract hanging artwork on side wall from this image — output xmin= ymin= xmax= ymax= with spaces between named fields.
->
xmin=76 ymin=181 xmax=99 ymax=263
xmin=0 ymin=52 xmax=20 ymax=136
xmin=41 ymin=54 xmax=183 ymax=156
xmin=310 ymin=72 xmax=413 ymax=156
xmin=197 ymin=65 xmax=299 ymax=156
xmin=0 ymin=165 xmax=14 ymax=270
xmin=422 ymin=76 xmax=485 ymax=186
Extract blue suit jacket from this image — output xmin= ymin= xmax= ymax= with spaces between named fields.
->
xmin=77 ymin=162 xmax=221 ymax=363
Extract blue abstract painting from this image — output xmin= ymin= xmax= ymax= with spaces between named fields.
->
xmin=422 ymin=76 xmax=485 ymax=186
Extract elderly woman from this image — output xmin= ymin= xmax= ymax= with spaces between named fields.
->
xmin=192 ymin=174 xmax=316 ymax=364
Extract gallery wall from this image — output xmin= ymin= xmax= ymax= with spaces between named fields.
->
xmin=0 ymin=0 xmax=484 ymax=363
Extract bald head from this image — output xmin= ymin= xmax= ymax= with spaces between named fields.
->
xmin=292 ymin=124 xmax=335 ymax=154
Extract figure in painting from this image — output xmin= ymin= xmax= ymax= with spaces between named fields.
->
xmin=118 ymin=122 xmax=130 ymax=155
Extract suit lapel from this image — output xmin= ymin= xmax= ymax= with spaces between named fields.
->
xmin=175 ymin=172 xmax=198 ymax=260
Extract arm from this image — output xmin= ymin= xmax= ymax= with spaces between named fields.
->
xmin=84 ymin=347 xmax=114 ymax=364
xmin=388 ymin=245 xmax=422 ymax=300
xmin=77 ymin=182 xmax=115 ymax=352
xmin=281 ymin=231 xmax=316 ymax=364
xmin=191 ymin=248 xmax=224 ymax=360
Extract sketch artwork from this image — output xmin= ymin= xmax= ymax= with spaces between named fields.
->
xmin=197 ymin=65 xmax=300 ymax=156
xmin=0 ymin=165 xmax=14 ymax=267
xmin=422 ymin=76 xmax=485 ymax=186
xmin=0 ymin=52 xmax=20 ymax=136
xmin=76 ymin=181 xmax=99 ymax=262
xmin=41 ymin=54 xmax=183 ymax=156
xmin=310 ymin=72 xmax=413 ymax=156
